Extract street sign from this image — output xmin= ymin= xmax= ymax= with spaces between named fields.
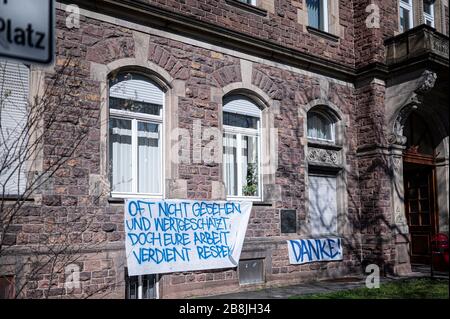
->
xmin=0 ymin=0 xmax=54 ymax=64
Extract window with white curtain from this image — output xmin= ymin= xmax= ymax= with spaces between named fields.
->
xmin=238 ymin=0 xmax=256 ymax=5
xmin=308 ymin=175 xmax=338 ymax=236
xmin=223 ymin=95 xmax=261 ymax=199
xmin=0 ymin=62 xmax=29 ymax=196
xmin=307 ymin=0 xmax=329 ymax=32
xmin=307 ymin=110 xmax=335 ymax=142
xmin=399 ymin=0 xmax=414 ymax=32
xmin=108 ymin=73 xmax=163 ymax=197
xmin=423 ymin=1 xmax=435 ymax=27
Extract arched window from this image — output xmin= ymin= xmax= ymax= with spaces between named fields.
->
xmin=223 ymin=94 xmax=261 ymax=199
xmin=307 ymin=110 xmax=335 ymax=142
xmin=108 ymin=72 xmax=164 ymax=196
xmin=306 ymin=106 xmax=340 ymax=236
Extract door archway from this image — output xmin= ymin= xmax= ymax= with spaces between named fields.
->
xmin=402 ymin=112 xmax=439 ymax=264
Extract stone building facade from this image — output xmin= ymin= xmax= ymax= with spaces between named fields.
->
xmin=0 ymin=0 xmax=448 ymax=298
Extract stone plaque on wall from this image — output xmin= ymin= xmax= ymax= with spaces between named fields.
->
xmin=307 ymin=147 xmax=341 ymax=166
xmin=281 ymin=209 xmax=297 ymax=233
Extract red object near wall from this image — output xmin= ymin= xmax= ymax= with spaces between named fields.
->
xmin=431 ymin=234 xmax=449 ymax=272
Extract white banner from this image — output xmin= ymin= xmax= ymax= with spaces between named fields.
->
xmin=124 ymin=199 xmax=252 ymax=276
xmin=287 ymin=238 xmax=343 ymax=264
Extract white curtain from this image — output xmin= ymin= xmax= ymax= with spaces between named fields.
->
xmin=307 ymin=0 xmax=320 ymax=29
xmin=110 ymin=78 xmax=163 ymax=106
xmin=307 ymin=113 xmax=332 ymax=140
xmin=110 ymin=118 xmax=132 ymax=192
xmin=222 ymin=95 xmax=261 ymax=118
xmin=241 ymin=136 xmax=247 ymax=192
xmin=223 ymin=133 xmax=237 ymax=196
xmin=308 ymin=175 xmax=337 ymax=236
xmin=138 ymin=122 xmax=161 ymax=194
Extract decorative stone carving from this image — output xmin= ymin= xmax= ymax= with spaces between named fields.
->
xmin=392 ymin=157 xmax=402 ymax=172
xmin=415 ymin=70 xmax=437 ymax=94
xmin=390 ymin=70 xmax=437 ymax=147
xmin=388 ymin=133 xmax=407 ymax=146
xmin=308 ymin=147 xmax=341 ymax=165
xmin=432 ymin=36 xmax=449 ymax=58
xmin=391 ymin=103 xmax=418 ymax=145
xmin=394 ymin=205 xmax=409 ymax=234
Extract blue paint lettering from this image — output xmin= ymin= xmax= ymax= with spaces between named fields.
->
xmin=196 ymin=245 xmax=230 ymax=259
xmin=125 ymin=216 xmax=151 ymax=232
xmin=132 ymin=247 xmax=191 ymax=265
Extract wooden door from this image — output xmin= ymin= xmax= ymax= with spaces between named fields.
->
xmin=404 ymin=165 xmax=437 ymax=264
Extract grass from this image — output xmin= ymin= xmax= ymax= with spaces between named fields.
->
xmin=289 ymin=278 xmax=449 ymax=299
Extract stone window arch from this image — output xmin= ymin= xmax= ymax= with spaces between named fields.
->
xmin=306 ymin=104 xmax=342 ymax=147
xmin=91 ymin=57 xmax=187 ymax=200
xmin=108 ymin=69 xmax=168 ymax=198
xmin=307 ymin=108 xmax=336 ymax=143
xmin=304 ymin=103 xmax=346 ymax=237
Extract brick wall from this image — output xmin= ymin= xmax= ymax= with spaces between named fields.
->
xmin=354 ymin=0 xmax=398 ymax=69
xmin=355 ymin=80 xmax=396 ymax=273
xmin=5 ymin=0 xmax=446 ymax=298
xmin=129 ymin=0 xmax=356 ymax=67
xmin=0 ymin=7 xmax=366 ymax=298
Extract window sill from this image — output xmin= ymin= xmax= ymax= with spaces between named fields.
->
xmin=108 ymin=197 xmax=125 ymax=204
xmin=108 ymin=195 xmax=163 ymax=203
xmin=227 ymin=196 xmax=264 ymax=202
xmin=226 ymin=198 xmax=273 ymax=206
xmin=0 ymin=195 xmax=34 ymax=202
xmin=225 ymin=0 xmax=268 ymax=17
xmin=109 ymin=197 xmax=272 ymax=206
xmin=252 ymin=201 xmax=273 ymax=207
xmin=308 ymin=162 xmax=342 ymax=174
xmin=306 ymin=26 xmax=340 ymax=42
xmin=308 ymin=140 xmax=343 ymax=151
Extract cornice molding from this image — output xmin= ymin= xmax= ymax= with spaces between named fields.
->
xmin=60 ymin=0 xmax=356 ymax=81
xmin=59 ymin=0 xmax=448 ymax=83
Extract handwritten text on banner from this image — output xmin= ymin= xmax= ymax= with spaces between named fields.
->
xmin=287 ymin=238 xmax=343 ymax=264
xmin=124 ymin=199 xmax=252 ymax=275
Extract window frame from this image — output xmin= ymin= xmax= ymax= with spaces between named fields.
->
xmin=223 ymin=123 xmax=262 ymax=201
xmin=307 ymin=0 xmax=329 ymax=33
xmin=399 ymin=0 xmax=414 ymax=32
xmin=222 ymin=97 xmax=263 ymax=201
xmin=238 ymin=258 xmax=265 ymax=285
xmin=125 ymin=273 xmax=159 ymax=299
xmin=423 ymin=2 xmax=435 ymax=27
xmin=307 ymin=173 xmax=338 ymax=236
xmin=306 ymin=110 xmax=336 ymax=143
xmin=108 ymin=74 xmax=165 ymax=199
